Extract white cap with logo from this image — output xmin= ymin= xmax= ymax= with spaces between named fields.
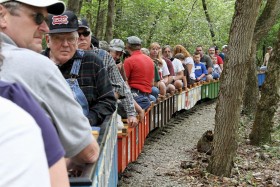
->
xmin=0 ymin=0 xmax=65 ymax=15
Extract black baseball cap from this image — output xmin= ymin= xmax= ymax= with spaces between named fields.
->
xmin=48 ymin=10 xmax=78 ymax=34
xmin=78 ymin=18 xmax=90 ymax=29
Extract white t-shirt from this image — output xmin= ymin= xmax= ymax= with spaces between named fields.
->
xmin=0 ymin=97 xmax=50 ymax=187
xmin=184 ymin=57 xmax=196 ymax=80
xmin=161 ymin=59 xmax=170 ymax=77
xmin=172 ymin=58 xmax=185 ymax=74
xmin=213 ymin=64 xmax=222 ymax=74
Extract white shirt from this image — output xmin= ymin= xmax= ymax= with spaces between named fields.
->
xmin=172 ymin=58 xmax=185 ymax=74
xmin=184 ymin=57 xmax=196 ymax=80
xmin=0 ymin=97 xmax=50 ymax=187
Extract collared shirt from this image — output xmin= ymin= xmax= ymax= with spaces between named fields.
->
xmin=91 ymin=48 xmax=136 ymax=117
xmin=43 ymin=48 xmax=116 ymax=125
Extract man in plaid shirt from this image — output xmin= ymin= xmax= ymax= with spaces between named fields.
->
xmin=77 ymin=19 xmax=140 ymax=127
xmin=43 ymin=11 xmax=116 ymax=126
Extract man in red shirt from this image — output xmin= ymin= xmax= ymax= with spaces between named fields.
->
xmin=209 ymin=46 xmax=224 ymax=70
xmin=124 ymin=36 xmax=154 ymax=110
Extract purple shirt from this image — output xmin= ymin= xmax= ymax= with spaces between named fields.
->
xmin=0 ymin=81 xmax=65 ymax=167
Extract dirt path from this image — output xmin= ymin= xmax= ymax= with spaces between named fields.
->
xmin=118 ymin=101 xmax=280 ymax=187
xmin=118 ymin=101 xmax=216 ymax=187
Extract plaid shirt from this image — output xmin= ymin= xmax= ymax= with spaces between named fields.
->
xmin=91 ymin=48 xmax=136 ymax=117
xmin=43 ymin=49 xmax=116 ymax=125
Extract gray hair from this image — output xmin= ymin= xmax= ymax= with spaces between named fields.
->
xmin=1 ymin=1 xmax=22 ymax=16
xmin=140 ymin=48 xmax=150 ymax=56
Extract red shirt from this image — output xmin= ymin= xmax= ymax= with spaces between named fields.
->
xmin=215 ymin=54 xmax=224 ymax=65
xmin=124 ymin=50 xmax=154 ymax=93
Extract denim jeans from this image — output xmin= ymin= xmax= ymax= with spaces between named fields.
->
xmin=150 ymin=86 xmax=159 ymax=102
xmin=212 ymin=72 xmax=220 ymax=79
xmin=134 ymin=94 xmax=151 ymax=110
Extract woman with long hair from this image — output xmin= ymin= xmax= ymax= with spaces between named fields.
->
xmin=173 ymin=45 xmax=196 ymax=85
xmin=149 ymin=42 xmax=175 ymax=96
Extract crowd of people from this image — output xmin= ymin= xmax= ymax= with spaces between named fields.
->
xmin=0 ymin=0 xmax=228 ymax=186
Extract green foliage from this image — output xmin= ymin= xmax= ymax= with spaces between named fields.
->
xmin=78 ymin=0 xmax=235 ymax=51
xmin=257 ymin=18 xmax=280 ymax=65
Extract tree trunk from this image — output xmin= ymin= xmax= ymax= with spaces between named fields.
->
xmin=67 ymin=0 xmax=83 ymax=15
xmin=201 ymin=0 xmax=215 ymax=44
xmin=207 ymin=0 xmax=262 ymax=177
xmin=104 ymin=0 xmax=115 ymax=42
xmin=94 ymin=0 xmax=107 ymax=40
xmin=249 ymin=29 xmax=280 ymax=145
xmin=242 ymin=42 xmax=259 ymax=115
xmin=243 ymin=0 xmax=280 ymax=115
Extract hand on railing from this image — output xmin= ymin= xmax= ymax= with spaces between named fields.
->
xmin=127 ymin=116 xmax=139 ymax=128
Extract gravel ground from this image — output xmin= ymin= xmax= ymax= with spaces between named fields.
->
xmin=118 ymin=101 xmax=216 ymax=187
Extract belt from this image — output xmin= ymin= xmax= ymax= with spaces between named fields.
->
xmin=130 ymin=88 xmax=150 ymax=96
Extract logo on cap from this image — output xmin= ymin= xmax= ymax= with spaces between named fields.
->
xmin=52 ymin=15 xmax=69 ymax=25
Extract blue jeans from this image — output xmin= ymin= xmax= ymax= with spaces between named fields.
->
xmin=134 ymin=94 xmax=151 ymax=110
xmin=212 ymin=72 xmax=220 ymax=79
xmin=150 ymin=86 xmax=159 ymax=102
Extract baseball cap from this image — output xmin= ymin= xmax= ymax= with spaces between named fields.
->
xmin=0 ymin=0 xmax=65 ymax=15
xmin=78 ymin=18 xmax=90 ymax=30
xmin=109 ymin=39 xmax=125 ymax=52
xmin=48 ymin=11 xmax=78 ymax=34
xmin=127 ymin=36 xmax=141 ymax=45
xmin=99 ymin=41 xmax=109 ymax=51
xmin=222 ymin=45 xmax=228 ymax=49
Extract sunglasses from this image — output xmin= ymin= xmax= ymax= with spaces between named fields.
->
xmin=78 ymin=31 xmax=91 ymax=37
xmin=31 ymin=12 xmax=49 ymax=25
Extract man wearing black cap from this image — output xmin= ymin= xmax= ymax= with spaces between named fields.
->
xmin=77 ymin=18 xmax=94 ymax=49
xmin=77 ymin=19 xmax=140 ymax=127
xmin=44 ymin=11 xmax=116 ymax=128
xmin=0 ymin=0 xmax=75 ymax=186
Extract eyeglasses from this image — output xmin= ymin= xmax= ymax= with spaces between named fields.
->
xmin=50 ymin=34 xmax=77 ymax=45
xmin=31 ymin=12 xmax=49 ymax=25
xmin=78 ymin=31 xmax=91 ymax=37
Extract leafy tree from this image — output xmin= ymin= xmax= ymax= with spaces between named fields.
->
xmin=104 ymin=0 xmax=115 ymax=42
xmin=243 ymin=0 xmax=280 ymax=116
xmin=67 ymin=0 xmax=83 ymax=14
xmin=77 ymin=0 xmax=234 ymax=49
xmin=250 ymin=28 xmax=280 ymax=145
xmin=201 ymin=0 xmax=216 ymax=44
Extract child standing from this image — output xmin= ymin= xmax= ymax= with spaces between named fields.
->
xmin=210 ymin=55 xmax=222 ymax=79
